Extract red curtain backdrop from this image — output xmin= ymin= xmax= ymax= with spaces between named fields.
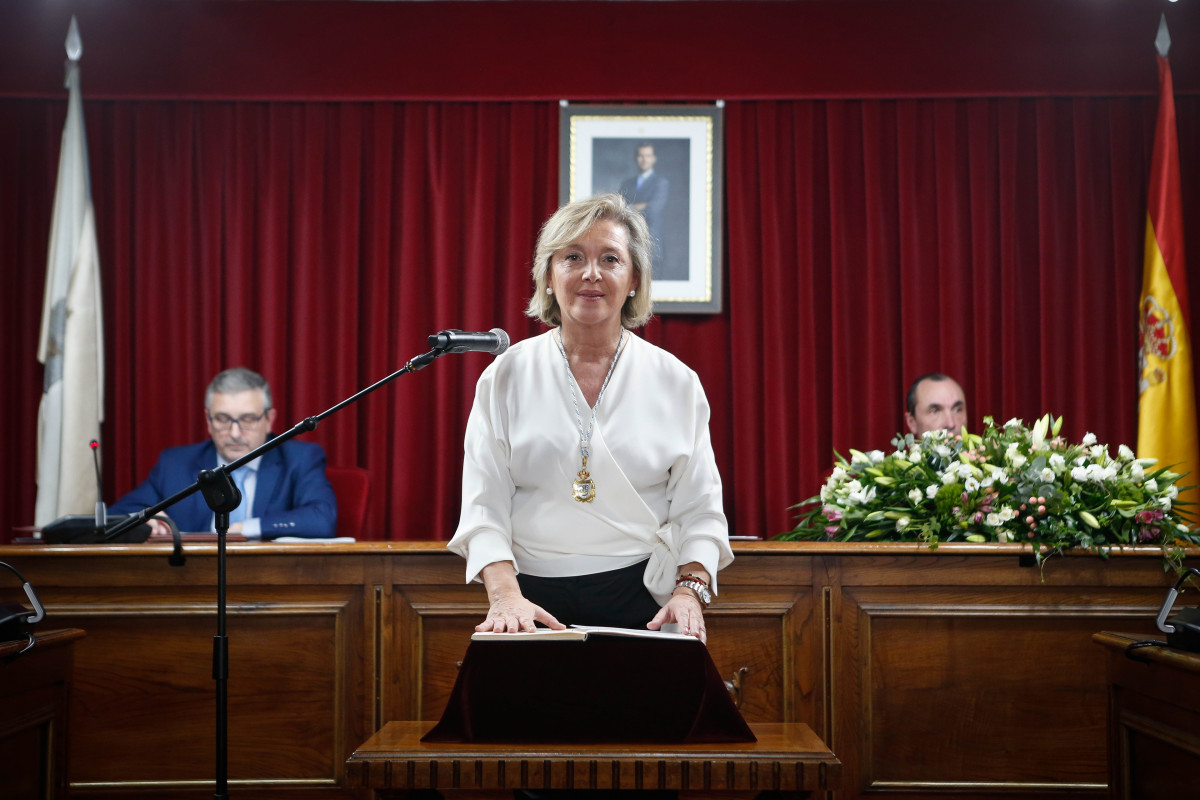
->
xmin=3 ymin=95 xmax=1197 ymax=542
xmin=3 ymin=0 xmax=1199 ymax=542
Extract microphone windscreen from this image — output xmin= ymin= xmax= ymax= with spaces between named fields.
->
xmin=490 ymin=328 xmax=511 ymax=354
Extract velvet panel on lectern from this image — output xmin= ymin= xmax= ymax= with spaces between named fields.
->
xmin=423 ymin=634 xmax=756 ymax=744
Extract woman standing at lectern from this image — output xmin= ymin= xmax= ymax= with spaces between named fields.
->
xmin=446 ymin=194 xmax=732 ymax=644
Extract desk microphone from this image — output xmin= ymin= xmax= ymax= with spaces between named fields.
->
xmin=40 ymin=442 xmax=154 ymax=548
xmin=428 ymin=328 xmax=510 ymax=355
xmin=88 ymin=439 xmax=180 ymax=564
xmin=90 ymin=439 xmax=106 ymax=534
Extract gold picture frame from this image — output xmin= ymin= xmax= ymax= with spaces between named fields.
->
xmin=560 ymin=104 xmax=723 ymax=314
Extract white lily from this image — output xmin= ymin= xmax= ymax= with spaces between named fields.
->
xmin=1031 ymin=415 xmax=1049 ymax=450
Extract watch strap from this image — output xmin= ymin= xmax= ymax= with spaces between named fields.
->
xmin=675 ymin=579 xmax=712 ymax=607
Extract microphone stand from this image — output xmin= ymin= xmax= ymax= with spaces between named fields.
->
xmin=103 ymin=344 xmax=450 ymax=799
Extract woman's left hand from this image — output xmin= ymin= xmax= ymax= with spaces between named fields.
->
xmin=647 ymin=590 xmax=706 ymax=644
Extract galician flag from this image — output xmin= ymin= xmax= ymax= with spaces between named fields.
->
xmin=35 ymin=16 xmax=105 ymax=526
xmin=1137 ymin=15 xmax=1197 ymax=508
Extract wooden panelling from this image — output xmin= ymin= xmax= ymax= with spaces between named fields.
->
xmin=52 ymin=593 xmax=358 ymax=784
xmin=837 ymin=586 xmax=1162 ymax=796
xmin=0 ymin=541 xmax=1194 ymax=800
xmin=1095 ymin=631 xmax=1200 ymax=800
xmin=1 ymin=628 xmax=84 ymax=800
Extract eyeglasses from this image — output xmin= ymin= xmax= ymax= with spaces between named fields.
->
xmin=207 ymin=410 xmax=271 ymax=431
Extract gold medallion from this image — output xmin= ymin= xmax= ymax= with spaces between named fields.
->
xmin=572 ymin=467 xmax=596 ymax=503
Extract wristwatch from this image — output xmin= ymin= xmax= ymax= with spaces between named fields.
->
xmin=675 ymin=579 xmax=713 ymax=607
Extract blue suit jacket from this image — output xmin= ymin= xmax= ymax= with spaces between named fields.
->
xmin=111 ymin=437 xmax=337 ymax=539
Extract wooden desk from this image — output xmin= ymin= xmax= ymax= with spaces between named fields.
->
xmin=1 ymin=628 xmax=86 ymax=800
xmin=1093 ymin=631 xmax=1200 ymax=800
xmin=347 ymin=721 xmax=840 ymax=798
xmin=1 ymin=542 xmax=1195 ymax=799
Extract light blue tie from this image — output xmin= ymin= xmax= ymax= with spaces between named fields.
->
xmin=228 ymin=469 xmax=248 ymax=524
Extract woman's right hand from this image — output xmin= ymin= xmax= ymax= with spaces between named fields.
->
xmin=476 ymin=589 xmax=564 ymax=633
xmin=477 ymin=561 xmax=565 ymax=633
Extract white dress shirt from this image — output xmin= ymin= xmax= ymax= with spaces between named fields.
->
xmin=448 ymin=330 xmax=733 ymax=603
xmin=213 ymin=460 xmax=261 ymax=537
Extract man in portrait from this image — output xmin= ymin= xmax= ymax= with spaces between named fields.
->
xmin=618 ymin=142 xmax=669 ymax=268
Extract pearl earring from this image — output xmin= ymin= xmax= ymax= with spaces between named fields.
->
xmin=546 ymin=287 xmax=554 ymax=295
xmin=629 ymin=290 xmax=636 ymax=297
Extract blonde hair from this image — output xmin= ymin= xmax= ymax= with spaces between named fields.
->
xmin=525 ymin=194 xmax=654 ymax=328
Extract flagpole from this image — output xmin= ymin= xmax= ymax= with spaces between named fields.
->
xmin=1136 ymin=14 xmax=1199 ymax=512
xmin=35 ymin=15 xmax=105 ymax=528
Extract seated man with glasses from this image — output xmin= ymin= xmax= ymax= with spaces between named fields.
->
xmin=111 ymin=367 xmax=337 ymax=538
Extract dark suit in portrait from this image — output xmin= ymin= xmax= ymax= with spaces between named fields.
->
xmin=619 ymin=172 xmax=669 ymax=250
xmin=618 ymin=142 xmax=671 ymax=272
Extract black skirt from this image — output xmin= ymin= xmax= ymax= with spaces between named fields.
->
xmin=516 ymin=558 xmax=661 ymax=629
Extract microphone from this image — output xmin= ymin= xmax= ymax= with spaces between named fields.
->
xmin=40 ymin=442 xmax=152 ymax=545
xmin=90 ymin=439 xmax=106 ymax=533
xmin=428 ymin=328 xmax=510 ymax=355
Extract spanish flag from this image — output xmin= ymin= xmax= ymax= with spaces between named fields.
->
xmin=1137 ymin=15 xmax=1197 ymax=507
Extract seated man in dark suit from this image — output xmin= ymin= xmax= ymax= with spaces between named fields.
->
xmin=111 ymin=367 xmax=337 ymax=538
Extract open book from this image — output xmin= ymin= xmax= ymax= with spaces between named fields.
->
xmin=470 ymin=624 xmax=700 ymax=643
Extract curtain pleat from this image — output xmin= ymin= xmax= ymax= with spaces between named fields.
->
xmin=0 ymin=96 xmax=1195 ymax=542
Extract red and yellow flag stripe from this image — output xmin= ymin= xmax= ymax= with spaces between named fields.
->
xmin=1137 ymin=18 xmax=1198 ymax=510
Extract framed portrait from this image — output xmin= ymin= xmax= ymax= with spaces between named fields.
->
xmin=559 ymin=104 xmax=723 ymax=314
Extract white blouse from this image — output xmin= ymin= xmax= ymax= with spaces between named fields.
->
xmin=448 ymin=329 xmax=733 ymax=603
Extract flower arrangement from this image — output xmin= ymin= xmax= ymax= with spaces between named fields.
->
xmin=780 ymin=415 xmax=1199 ymax=570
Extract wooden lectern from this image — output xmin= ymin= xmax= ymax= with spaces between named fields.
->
xmin=349 ymin=631 xmax=840 ymax=798
xmin=348 ymin=720 xmax=840 ymax=798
